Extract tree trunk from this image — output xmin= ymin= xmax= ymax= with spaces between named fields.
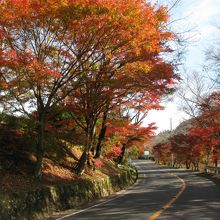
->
xmin=34 ymin=112 xmax=46 ymax=178
xmin=214 ymin=159 xmax=218 ymax=167
xmin=173 ymin=159 xmax=177 ymax=167
xmin=214 ymin=159 xmax=218 ymax=174
xmin=192 ymin=161 xmax=199 ymax=171
xmin=94 ymin=110 xmax=108 ymax=158
xmin=117 ymin=144 xmax=126 ymax=164
xmin=76 ymin=124 xmax=94 ymax=175
xmin=185 ymin=160 xmax=191 ymax=169
xmin=76 ymin=150 xmax=88 ymax=175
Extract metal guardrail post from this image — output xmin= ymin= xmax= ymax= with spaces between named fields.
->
xmin=205 ymin=166 xmax=220 ymax=175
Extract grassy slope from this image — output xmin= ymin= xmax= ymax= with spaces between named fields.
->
xmin=0 ymin=143 xmax=124 ymax=193
xmin=0 ymin=114 xmax=132 ymax=193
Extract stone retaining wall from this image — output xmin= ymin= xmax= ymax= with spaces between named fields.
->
xmin=0 ymin=168 xmax=137 ymax=220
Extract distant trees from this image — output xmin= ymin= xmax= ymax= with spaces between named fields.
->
xmin=189 ymin=92 xmax=220 ymax=168
xmin=157 ymin=27 xmax=220 ymax=171
xmin=152 ymin=92 xmax=220 ymax=170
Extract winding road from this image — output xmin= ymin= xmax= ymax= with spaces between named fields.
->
xmin=56 ymin=160 xmax=220 ymax=220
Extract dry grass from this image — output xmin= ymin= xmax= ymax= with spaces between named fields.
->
xmin=0 ymin=153 xmax=121 ymax=193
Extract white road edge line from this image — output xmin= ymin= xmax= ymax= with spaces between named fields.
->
xmin=56 ymin=193 xmax=126 ymax=220
xmin=56 ymin=167 xmax=141 ymax=220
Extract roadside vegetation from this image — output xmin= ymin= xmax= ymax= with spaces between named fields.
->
xmin=151 ymin=89 xmax=220 ymax=172
xmin=0 ymin=0 xmax=179 ymax=192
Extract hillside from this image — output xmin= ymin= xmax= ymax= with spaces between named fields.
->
xmin=0 ymin=114 xmax=126 ymax=193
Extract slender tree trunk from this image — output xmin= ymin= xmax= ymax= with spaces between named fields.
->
xmin=185 ymin=160 xmax=191 ymax=169
xmin=76 ymin=150 xmax=88 ymax=175
xmin=94 ymin=125 xmax=106 ymax=158
xmin=94 ymin=110 xmax=108 ymax=158
xmin=205 ymin=148 xmax=212 ymax=172
xmin=76 ymin=123 xmax=94 ymax=175
xmin=94 ymin=111 xmax=108 ymax=158
xmin=34 ymin=112 xmax=46 ymax=178
xmin=214 ymin=159 xmax=218 ymax=174
xmin=214 ymin=159 xmax=218 ymax=167
xmin=204 ymin=161 xmax=208 ymax=173
xmin=192 ymin=161 xmax=199 ymax=171
xmin=196 ymin=162 xmax=199 ymax=171
xmin=117 ymin=144 xmax=126 ymax=164
xmin=173 ymin=159 xmax=177 ymax=167
xmin=90 ymin=125 xmax=97 ymax=154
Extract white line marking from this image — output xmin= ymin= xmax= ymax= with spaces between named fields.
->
xmin=56 ymin=176 xmax=141 ymax=220
xmin=56 ymin=194 xmax=125 ymax=219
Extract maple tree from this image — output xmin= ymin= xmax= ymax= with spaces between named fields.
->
xmin=104 ymin=111 xmax=156 ymax=163
xmin=189 ymin=92 xmax=220 ymax=168
xmin=0 ymin=0 xmax=121 ymax=177
xmin=0 ymin=0 xmax=178 ymax=176
xmin=170 ymin=134 xmax=199 ymax=169
xmin=152 ymin=91 xmax=220 ymax=170
xmin=55 ymin=0 xmax=178 ymax=174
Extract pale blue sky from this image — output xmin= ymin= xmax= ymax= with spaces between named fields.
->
xmin=144 ymin=0 xmax=220 ymax=132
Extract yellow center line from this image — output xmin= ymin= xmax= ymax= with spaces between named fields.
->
xmin=147 ymin=173 xmax=186 ymax=220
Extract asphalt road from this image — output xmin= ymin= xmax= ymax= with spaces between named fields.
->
xmin=57 ymin=160 xmax=220 ymax=220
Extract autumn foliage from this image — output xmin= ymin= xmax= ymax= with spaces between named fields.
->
xmin=0 ymin=0 xmax=178 ymax=177
xmin=152 ymin=91 xmax=220 ymax=170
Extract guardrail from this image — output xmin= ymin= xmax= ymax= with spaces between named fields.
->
xmin=205 ymin=166 xmax=220 ymax=175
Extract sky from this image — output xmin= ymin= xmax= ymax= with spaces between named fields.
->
xmin=144 ymin=0 xmax=220 ymax=133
